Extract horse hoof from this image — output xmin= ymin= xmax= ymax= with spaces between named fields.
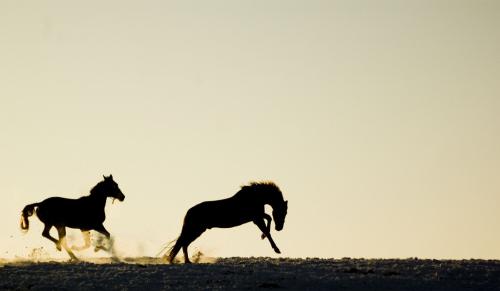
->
xmin=56 ymin=246 xmax=62 ymax=251
xmin=261 ymin=234 xmax=266 ymax=239
xmin=274 ymin=248 xmax=281 ymax=254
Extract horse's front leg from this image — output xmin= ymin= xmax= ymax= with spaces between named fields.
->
xmin=71 ymin=230 xmax=91 ymax=251
xmin=261 ymin=213 xmax=272 ymax=239
xmin=93 ymin=224 xmax=112 ymax=252
xmin=253 ymin=219 xmax=281 ymax=254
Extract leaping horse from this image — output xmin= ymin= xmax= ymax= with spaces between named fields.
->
xmin=166 ymin=181 xmax=288 ymax=263
xmin=20 ymin=175 xmax=125 ymax=260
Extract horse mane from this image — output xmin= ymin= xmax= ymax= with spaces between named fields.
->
xmin=89 ymin=180 xmax=105 ymax=196
xmin=237 ymin=181 xmax=283 ymax=199
xmin=244 ymin=181 xmax=280 ymax=190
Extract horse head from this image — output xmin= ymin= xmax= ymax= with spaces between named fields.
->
xmin=92 ymin=175 xmax=125 ymax=201
xmin=272 ymin=199 xmax=288 ymax=231
xmin=250 ymin=181 xmax=288 ymax=231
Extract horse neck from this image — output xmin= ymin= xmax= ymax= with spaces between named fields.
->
xmin=87 ymin=191 xmax=108 ymax=209
xmin=260 ymin=191 xmax=283 ymax=209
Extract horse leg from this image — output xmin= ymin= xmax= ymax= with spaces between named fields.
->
xmin=56 ymin=226 xmax=78 ymax=260
xmin=168 ymin=240 xmax=183 ymax=264
xmin=42 ymin=224 xmax=61 ymax=251
xmin=182 ymin=245 xmax=190 ymax=264
xmin=181 ymin=227 xmax=206 ymax=264
xmin=93 ymin=224 xmax=111 ymax=252
xmin=261 ymin=213 xmax=272 ymax=239
xmin=71 ymin=230 xmax=91 ymax=251
xmin=94 ymin=224 xmax=111 ymax=238
xmin=254 ymin=219 xmax=281 ymax=254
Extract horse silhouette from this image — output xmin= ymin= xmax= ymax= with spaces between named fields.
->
xmin=167 ymin=181 xmax=288 ymax=263
xmin=20 ymin=175 xmax=125 ymax=260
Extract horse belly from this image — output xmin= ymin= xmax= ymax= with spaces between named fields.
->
xmin=187 ymin=200 xmax=253 ymax=229
xmin=212 ymin=219 xmax=248 ymax=228
xmin=207 ymin=210 xmax=252 ymax=228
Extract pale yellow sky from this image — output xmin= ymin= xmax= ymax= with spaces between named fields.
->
xmin=1 ymin=0 xmax=499 ymax=259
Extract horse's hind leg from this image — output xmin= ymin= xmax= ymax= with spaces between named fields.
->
xmin=168 ymin=240 xmax=182 ymax=264
xmin=71 ymin=230 xmax=91 ymax=251
xmin=182 ymin=245 xmax=191 ymax=264
xmin=42 ymin=224 xmax=61 ymax=251
xmin=56 ymin=226 xmax=78 ymax=260
xmin=181 ymin=227 xmax=205 ymax=264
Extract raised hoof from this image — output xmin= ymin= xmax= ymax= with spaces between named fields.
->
xmin=261 ymin=233 xmax=266 ymax=240
xmin=56 ymin=245 xmax=62 ymax=251
xmin=274 ymin=248 xmax=281 ymax=254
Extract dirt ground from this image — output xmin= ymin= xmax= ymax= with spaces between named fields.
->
xmin=1 ymin=257 xmax=499 ymax=290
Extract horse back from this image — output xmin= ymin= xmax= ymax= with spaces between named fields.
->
xmin=186 ymin=197 xmax=262 ymax=229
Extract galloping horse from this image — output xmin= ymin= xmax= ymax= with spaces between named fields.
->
xmin=20 ymin=175 xmax=125 ymax=260
xmin=167 ymin=181 xmax=288 ymax=263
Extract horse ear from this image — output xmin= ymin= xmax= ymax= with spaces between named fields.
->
xmin=103 ymin=175 xmax=107 ymax=179
xmin=109 ymin=174 xmax=113 ymax=180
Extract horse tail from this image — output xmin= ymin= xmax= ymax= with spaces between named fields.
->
xmin=20 ymin=203 xmax=39 ymax=232
xmin=167 ymin=236 xmax=183 ymax=263
xmin=156 ymin=237 xmax=179 ymax=259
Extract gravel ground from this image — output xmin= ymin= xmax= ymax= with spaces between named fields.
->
xmin=1 ymin=257 xmax=499 ymax=290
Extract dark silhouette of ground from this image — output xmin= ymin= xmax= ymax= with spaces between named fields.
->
xmin=2 ymin=257 xmax=499 ymax=290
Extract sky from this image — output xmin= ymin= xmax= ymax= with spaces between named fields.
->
xmin=1 ymin=0 xmax=499 ymax=260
